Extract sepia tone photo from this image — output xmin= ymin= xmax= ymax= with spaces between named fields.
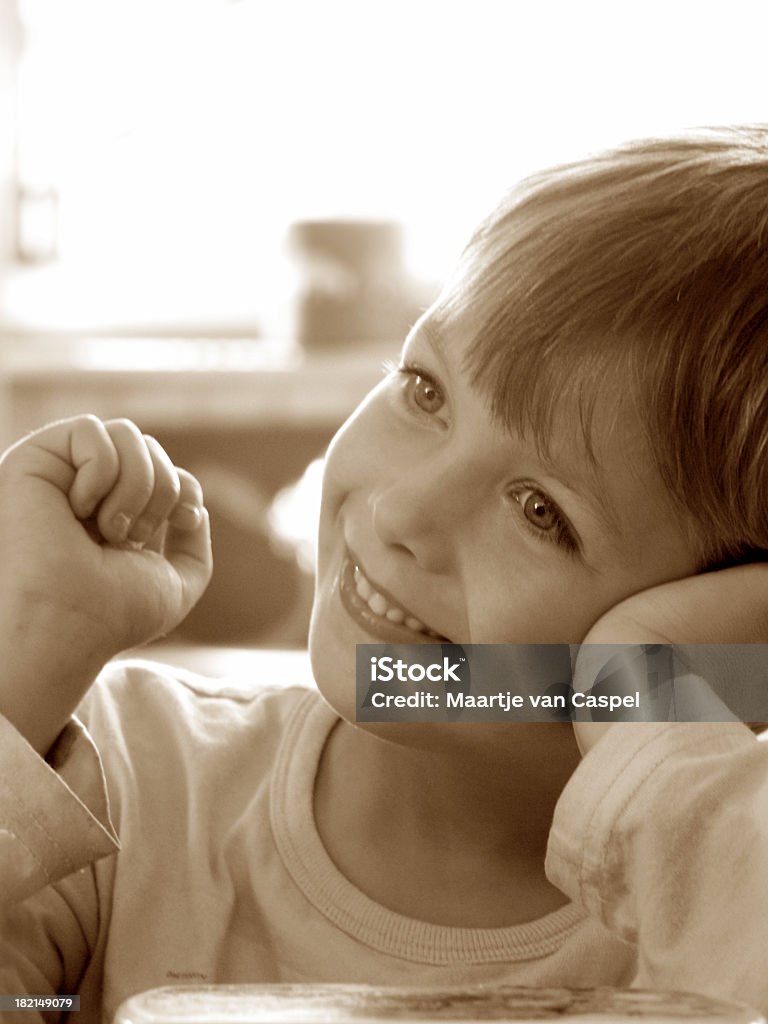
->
xmin=1 ymin=3 xmax=768 ymax=1023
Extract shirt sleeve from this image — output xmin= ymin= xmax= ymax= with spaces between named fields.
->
xmin=546 ymin=718 xmax=768 ymax=1011
xmin=0 ymin=702 xmax=119 ymax=1016
xmin=0 ymin=711 xmax=118 ymax=906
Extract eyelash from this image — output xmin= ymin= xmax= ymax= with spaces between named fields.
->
xmin=508 ymin=486 xmax=580 ymax=556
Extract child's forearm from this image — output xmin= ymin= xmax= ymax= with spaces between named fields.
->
xmin=0 ymin=599 xmax=109 ymax=757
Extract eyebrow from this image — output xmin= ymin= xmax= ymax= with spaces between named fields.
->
xmin=412 ymin=317 xmax=449 ymax=361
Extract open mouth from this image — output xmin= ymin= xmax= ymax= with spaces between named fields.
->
xmin=339 ymin=554 xmax=449 ymax=643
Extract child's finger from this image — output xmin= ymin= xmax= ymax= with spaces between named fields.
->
xmin=0 ymin=415 xmax=121 ymax=518
xmin=67 ymin=416 xmax=121 ymax=518
xmin=169 ymin=468 xmax=205 ymax=531
xmin=125 ymin=435 xmax=182 ymax=545
xmin=96 ymin=419 xmax=157 ymax=544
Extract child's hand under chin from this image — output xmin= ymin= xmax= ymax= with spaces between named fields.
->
xmin=573 ymin=563 xmax=768 ymax=754
xmin=0 ymin=415 xmax=213 ymax=756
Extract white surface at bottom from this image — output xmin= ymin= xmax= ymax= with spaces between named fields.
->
xmin=113 ymin=984 xmax=766 ymax=1024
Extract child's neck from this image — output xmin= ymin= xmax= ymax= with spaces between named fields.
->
xmin=313 ymin=719 xmax=581 ymax=929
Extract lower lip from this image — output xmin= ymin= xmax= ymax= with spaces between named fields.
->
xmin=337 ymin=556 xmax=441 ymax=645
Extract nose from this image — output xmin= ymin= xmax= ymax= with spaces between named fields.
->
xmin=369 ymin=458 xmax=460 ymax=574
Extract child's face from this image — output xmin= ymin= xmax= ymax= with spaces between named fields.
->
xmin=310 ymin=306 xmax=701 ymax=724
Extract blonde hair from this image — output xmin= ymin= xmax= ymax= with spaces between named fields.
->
xmin=434 ymin=126 xmax=768 ymax=568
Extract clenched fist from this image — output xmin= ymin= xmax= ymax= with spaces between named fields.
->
xmin=0 ymin=415 xmax=212 ymax=755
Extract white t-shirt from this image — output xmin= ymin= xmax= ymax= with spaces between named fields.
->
xmin=0 ymin=661 xmax=765 ymax=1022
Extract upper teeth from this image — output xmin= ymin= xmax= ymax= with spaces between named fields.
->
xmin=354 ymin=566 xmax=440 ymax=638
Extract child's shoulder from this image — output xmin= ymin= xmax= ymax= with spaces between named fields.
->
xmin=77 ymin=656 xmax=320 ymax=773
xmin=98 ymin=654 xmax=315 ymax=705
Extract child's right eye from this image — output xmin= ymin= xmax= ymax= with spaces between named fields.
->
xmin=408 ymin=370 xmax=445 ymax=415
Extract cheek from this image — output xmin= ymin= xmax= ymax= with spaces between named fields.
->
xmin=464 ymin=555 xmax=618 ymax=644
xmin=320 ymin=383 xmax=410 ymax=528
xmin=471 ymin=591 xmax=583 ymax=644
xmin=317 ymin=411 xmax=370 ymax=534
xmin=321 ymin=386 xmax=390 ymax=498
xmin=316 ymin=390 xmax=395 ymax=575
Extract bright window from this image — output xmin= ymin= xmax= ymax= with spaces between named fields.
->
xmin=7 ymin=0 xmax=767 ymax=334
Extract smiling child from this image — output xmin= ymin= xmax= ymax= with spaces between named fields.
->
xmin=2 ymin=126 xmax=768 ymax=1022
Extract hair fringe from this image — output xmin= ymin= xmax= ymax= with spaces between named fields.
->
xmin=433 ymin=126 xmax=768 ymax=567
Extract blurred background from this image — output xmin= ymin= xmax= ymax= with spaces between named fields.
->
xmin=0 ymin=0 xmax=765 ymax=666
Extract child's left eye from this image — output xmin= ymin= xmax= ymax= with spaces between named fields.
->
xmin=521 ymin=491 xmax=559 ymax=530
xmin=509 ymin=486 xmax=580 ymax=555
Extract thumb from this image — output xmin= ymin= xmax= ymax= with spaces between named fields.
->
xmin=162 ymin=507 xmax=214 ymax=614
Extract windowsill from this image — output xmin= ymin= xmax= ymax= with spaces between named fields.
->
xmin=0 ymin=334 xmax=394 ymax=440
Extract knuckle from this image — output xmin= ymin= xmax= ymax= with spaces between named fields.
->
xmin=112 ymin=417 xmax=138 ymax=430
xmin=73 ymin=412 xmax=104 ymax=430
xmin=106 ymin=417 xmax=143 ymax=441
xmin=155 ymin=471 xmax=182 ymax=506
xmin=143 ymin=435 xmax=175 ymax=470
xmin=72 ymin=414 xmax=113 ymax=452
xmin=177 ymin=468 xmax=204 ymax=504
xmin=142 ymin=434 xmax=161 ymax=458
